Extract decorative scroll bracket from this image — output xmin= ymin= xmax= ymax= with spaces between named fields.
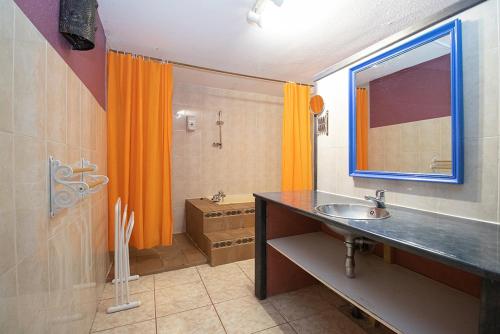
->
xmin=49 ymin=156 xmax=109 ymax=217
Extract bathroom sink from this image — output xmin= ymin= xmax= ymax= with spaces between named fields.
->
xmin=315 ymin=203 xmax=390 ymax=220
xmin=316 ymin=202 xmax=387 ymax=278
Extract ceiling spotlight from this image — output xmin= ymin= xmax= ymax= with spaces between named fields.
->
xmin=247 ymin=10 xmax=262 ymax=27
xmin=247 ymin=0 xmax=284 ymax=27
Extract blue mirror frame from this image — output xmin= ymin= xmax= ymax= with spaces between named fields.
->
xmin=349 ymin=19 xmax=463 ymax=184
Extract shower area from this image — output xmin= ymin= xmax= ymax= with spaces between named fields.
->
xmin=127 ymin=68 xmax=284 ymax=274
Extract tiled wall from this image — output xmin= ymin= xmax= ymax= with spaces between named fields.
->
xmin=13 ymin=0 xmax=107 ymax=107
xmin=317 ymin=0 xmax=500 ymax=223
xmin=367 ymin=116 xmax=451 ymax=173
xmin=172 ymin=83 xmax=283 ymax=233
xmin=0 ymin=1 xmax=109 ymax=333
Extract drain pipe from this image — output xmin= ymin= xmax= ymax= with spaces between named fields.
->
xmin=344 ymin=237 xmax=377 ymax=278
xmin=345 ymin=236 xmax=356 ymax=278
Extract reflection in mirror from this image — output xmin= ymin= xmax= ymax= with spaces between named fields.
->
xmin=310 ymin=95 xmax=325 ymax=115
xmin=355 ymin=34 xmax=452 ymax=175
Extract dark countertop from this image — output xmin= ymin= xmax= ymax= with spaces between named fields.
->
xmin=254 ymin=191 xmax=500 ymax=280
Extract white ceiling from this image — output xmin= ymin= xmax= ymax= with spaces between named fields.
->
xmin=99 ymin=0 xmax=461 ymax=96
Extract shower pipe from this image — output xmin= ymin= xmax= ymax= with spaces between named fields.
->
xmin=213 ymin=110 xmax=223 ymax=149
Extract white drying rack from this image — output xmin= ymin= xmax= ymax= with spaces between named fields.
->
xmin=106 ymin=198 xmax=140 ymax=313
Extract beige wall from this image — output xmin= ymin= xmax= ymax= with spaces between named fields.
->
xmin=0 ymin=1 xmax=109 ymax=333
xmin=317 ymin=0 xmax=500 ymax=223
xmin=172 ymin=83 xmax=282 ymax=233
xmin=367 ymin=116 xmax=452 ymax=173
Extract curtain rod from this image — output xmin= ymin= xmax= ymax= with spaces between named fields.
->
xmin=108 ymin=49 xmax=313 ymax=87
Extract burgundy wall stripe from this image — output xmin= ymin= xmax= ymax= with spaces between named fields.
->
xmin=14 ymin=0 xmax=106 ymax=109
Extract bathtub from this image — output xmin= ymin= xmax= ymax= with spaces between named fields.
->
xmin=208 ymin=193 xmax=255 ymax=205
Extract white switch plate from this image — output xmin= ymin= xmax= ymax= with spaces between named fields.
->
xmin=186 ymin=116 xmax=196 ymax=131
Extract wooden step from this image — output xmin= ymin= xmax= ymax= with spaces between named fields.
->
xmin=203 ymin=214 xmax=254 ymax=233
xmin=204 ymin=228 xmax=255 ymax=266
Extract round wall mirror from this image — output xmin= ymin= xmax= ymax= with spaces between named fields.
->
xmin=310 ymin=95 xmax=325 ymax=115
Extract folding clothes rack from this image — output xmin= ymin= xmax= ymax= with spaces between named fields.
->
xmin=106 ymin=198 xmax=141 ymax=313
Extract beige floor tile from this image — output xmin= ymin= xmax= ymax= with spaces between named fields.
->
xmin=256 ymin=324 xmax=296 ymax=334
xmin=269 ymin=285 xmax=333 ymax=321
xmin=215 ymin=296 xmax=286 ymax=334
xmin=202 ymin=271 xmax=254 ymax=304
xmin=154 ymin=267 xmax=201 ymax=289
xmin=290 ymin=309 xmax=367 ymax=334
xmin=236 ymin=259 xmax=255 ymax=282
xmin=101 ymin=275 xmax=154 ymax=300
xmin=197 ymin=263 xmax=244 ymax=280
xmin=90 ymin=266 xmax=369 ymax=334
xmin=155 ymin=281 xmax=211 ymax=317
xmin=156 ymin=305 xmax=225 ymax=334
xmin=91 ymin=291 xmax=155 ymax=332
xmin=94 ymin=319 xmax=156 ymax=333
xmin=198 ymin=263 xmax=255 ymax=303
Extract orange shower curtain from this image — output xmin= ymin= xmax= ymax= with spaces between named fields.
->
xmin=107 ymin=52 xmax=173 ymax=250
xmin=356 ymin=88 xmax=368 ymax=170
xmin=281 ymin=83 xmax=312 ymax=191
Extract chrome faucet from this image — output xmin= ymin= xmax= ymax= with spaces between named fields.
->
xmin=364 ymin=190 xmax=386 ymax=209
xmin=211 ymin=190 xmax=226 ymax=203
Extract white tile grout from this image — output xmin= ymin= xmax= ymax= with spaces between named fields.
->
xmin=91 ymin=319 xmax=156 ymax=333
xmin=11 ymin=0 xmax=19 ymax=301
xmin=153 ymin=275 xmax=157 ymax=334
xmin=89 ymin=263 xmax=375 ymax=334
xmin=195 ymin=265 xmax=228 ymax=334
xmin=235 ymin=259 xmax=255 ymax=282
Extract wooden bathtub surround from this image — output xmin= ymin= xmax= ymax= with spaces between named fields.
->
xmin=255 ymin=194 xmax=487 ymax=334
xmin=186 ymin=198 xmax=255 ymax=266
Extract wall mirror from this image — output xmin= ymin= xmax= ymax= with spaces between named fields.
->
xmin=349 ymin=19 xmax=463 ymax=183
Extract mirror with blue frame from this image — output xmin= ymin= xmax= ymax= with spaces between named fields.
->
xmin=349 ymin=19 xmax=463 ymax=184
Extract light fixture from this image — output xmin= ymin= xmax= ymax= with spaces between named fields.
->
xmin=247 ymin=9 xmax=262 ymax=27
xmin=175 ymin=110 xmax=187 ymax=119
xmin=247 ymin=0 xmax=284 ymax=28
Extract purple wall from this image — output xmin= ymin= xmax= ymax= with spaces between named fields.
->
xmin=14 ymin=0 xmax=106 ymax=109
xmin=369 ymin=55 xmax=450 ymax=128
